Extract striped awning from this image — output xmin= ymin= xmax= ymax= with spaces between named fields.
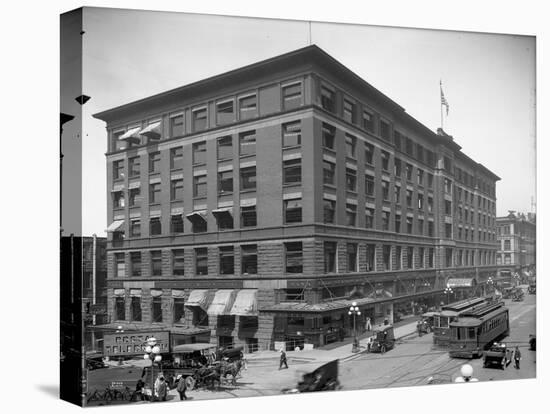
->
xmin=185 ymin=290 xmax=211 ymax=311
xmin=207 ymin=290 xmax=235 ymax=316
xmin=140 ymin=121 xmax=161 ymax=137
xmin=119 ymin=127 xmax=141 ymax=140
xmin=106 ymin=220 xmax=124 ymax=232
xmin=230 ymin=290 xmax=258 ymax=316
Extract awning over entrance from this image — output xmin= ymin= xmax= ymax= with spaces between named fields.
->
xmin=185 ymin=289 xmax=211 ymax=311
xmin=230 ymin=289 xmax=258 ymax=316
xmin=447 ymin=278 xmax=476 ymax=288
xmin=207 ymin=290 xmax=235 ymax=316
xmin=106 ymin=220 xmax=125 ymax=232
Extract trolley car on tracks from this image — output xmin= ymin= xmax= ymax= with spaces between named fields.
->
xmin=448 ymin=301 xmax=509 ymax=359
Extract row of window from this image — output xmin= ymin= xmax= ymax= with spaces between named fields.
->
xmin=455 ymin=186 xmax=496 ymax=213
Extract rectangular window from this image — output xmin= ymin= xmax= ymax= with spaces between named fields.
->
xmin=150 ymin=250 xmax=162 ymax=276
xmin=171 ymin=214 xmax=184 ymax=234
xmin=363 ymin=111 xmax=375 ymax=132
xmin=418 ymin=218 xmax=424 ymax=235
xmin=417 ymin=169 xmax=424 ymax=186
xmin=115 ymin=297 xmax=125 ymax=320
xmin=241 ymin=245 xmax=258 ymax=274
xmin=324 ymin=199 xmax=336 ymax=224
xmin=346 ymin=168 xmax=357 ymax=192
xmin=365 ymin=174 xmax=374 ymax=196
xmin=406 ymin=216 xmax=413 ymax=234
xmin=347 ymin=243 xmax=358 ymax=272
xmin=322 ymin=123 xmax=336 ymax=149
xmin=343 ymin=99 xmax=356 ymax=124
xmin=193 ymin=108 xmax=207 ymax=132
xmin=381 ymin=150 xmax=390 ymax=171
xmin=170 ymin=115 xmax=184 ymax=138
xmin=282 ymin=121 xmax=301 ymax=147
xmin=405 ymin=163 xmax=413 ymax=181
xmin=395 ymin=246 xmax=402 ymax=270
xmin=364 ymin=142 xmax=374 ymax=165
xmin=217 ymin=136 xmax=233 ymax=160
xmin=113 ymin=191 xmax=125 ymax=209
xmin=444 ymin=156 xmax=452 ymax=173
xmin=366 ymin=244 xmax=375 ymax=271
xmin=130 ymin=252 xmax=141 ymax=276
xmin=416 ymin=144 xmax=424 ymax=163
xmin=324 ymin=242 xmax=337 ymax=273
xmin=345 ymin=134 xmax=357 ymax=158
xmin=418 ymin=193 xmax=424 ymax=210
xmin=131 ymin=297 xmax=142 ymax=321
xmin=321 ymin=86 xmax=335 ymax=112
xmin=148 ymin=152 xmax=160 ymax=173
xmin=323 ymin=161 xmax=336 ymax=185
xmin=241 ymin=205 xmax=257 ymax=227
xmin=171 ymin=179 xmax=184 ymax=201
xmin=428 ymin=248 xmax=434 ymax=267
xmin=170 ymin=147 xmax=183 ymax=170
xmin=240 ymin=166 xmax=257 ymax=190
xmin=427 ymin=173 xmax=434 ymax=188
xmin=504 ymin=239 xmax=511 ymax=250
xmin=193 ymin=175 xmax=207 ymax=197
xmin=382 ymin=211 xmax=390 ymax=230
xmin=219 ymin=246 xmax=235 ymax=275
xmin=284 ymin=198 xmax=302 ymax=224
xmin=239 ymin=130 xmax=256 ymax=156
xmin=445 ymin=178 xmax=452 ymax=193
xmin=129 ymin=156 xmax=140 ymax=177
xmin=216 ymin=100 xmax=234 ymax=125
xmin=407 ymin=247 xmax=414 ymax=269
xmin=395 ymin=214 xmax=401 ymax=233
xmin=394 ymin=131 xmax=402 ymax=150
xmin=382 ymin=245 xmax=391 ymax=270
xmin=115 ymin=253 xmax=125 ymax=277
xmin=192 ymin=141 xmax=207 ymax=164
xmin=365 ymin=207 xmax=374 ymax=229
xmin=346 ymin=204 xmax=357 ymax=226
xmin=382 ymin=181 xmax=390 ymax=201
xmin=217 ymin=170 xmax=233 ymax=194
xmin=130 ymin=219 xmax=141 ymax=238
xmin=418 ymin=247 xmax=425 ymax=268
xmin=152 ymin=297 xmax=163 ymax=323
xmin=149 ymin=183 xmax=161 ymax=204
xmin=282 ymin=82 xmax=302 ymax=110
xmin=445 ymin=200 xmax=452 ymax=215
xmin=216 ymin=210 xmax=234 ymax=230
xmin=380 ymin=120 xmax=391 ymax=140
xmin=285 ymin=242 xmax=303 ymax=273
xmin=445 ymin=248 xmax=453 ymax=267
xmin=113 ymin=160 xmax=124 ymax=180
xmin=195 ymin=248 xmax=208 ymax=275
xmin=129 ymin=188 xmax=140 ymax=207
xmin=428 ymin=221 xmax=434 ymax=237
xmin=394 ymin=158 xmax=402 ymax=177
xmin=405 ymin=138 xmax=414 ymax=156
xmin=172 ymin=249 xmax=185 ymax=276
xmin=427 ymin=196 xmax=433 ymax=213
xmin=239 ymin=95 xmax=257 ymax=119
xmin=406 ymin=189 xmax=413 ymax=207
xmin=395 ymin=185 xmax=401 ymax=204
xmin=150 ymin=217 xmax=162 ymax=236
xmin=283 ymin=158 xmax=302 ymax=185
xmin=174 ymin=299 xmax=185 ymax=323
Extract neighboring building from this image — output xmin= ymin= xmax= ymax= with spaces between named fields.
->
xmin=496 ymin=211 xmax=536 ymax=284
xmin=93 ymin=45 xmax=500 ymax=352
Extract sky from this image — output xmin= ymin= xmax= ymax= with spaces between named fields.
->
xmin=77 ymin=7 xmax=536 ymax=236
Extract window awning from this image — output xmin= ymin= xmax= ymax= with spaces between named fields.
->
xmin=172 ymin=289 xmax=185 ymax=298
xmin=207 ymin=290 xmax=236 ymax=316
xmin=185 ymin=289 xmax=211 ymax=311
xmin=114 ymin=289 xmax=126 ymax=297
xmin=130 ymin=289 xmax=142 ymax=297
xmin=186 ymin=211 xmax=207 ymax=222
xmin=106 ymin=220 xmax=125 ymax=232
xmin=212 ymin=207 xmax=233 ymax=216
xmin=447 ymin=278 xmax=476 ymax=288
xmin=119 ymin=127 xmax=141 ymax=140
xmin=150 ymin=289 xmax=163 ymax=298
xmin=230 ymin=290 xmax=258 ymax=316
xmin=140 ymin=121 xmax=161 ymax=138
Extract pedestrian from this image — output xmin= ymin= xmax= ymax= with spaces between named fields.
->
xmin=279 ymin=349 xmax=288 ymax=370
xmin=366 ymin=336 xmax=372 ymax=353
xmin=176 ymin=374 xmax=188 ymax=401
xmin=157 ymin=375 xmax=168 ymax=401
xmin=366 ymin=317 xmax=372 ymax=331
xmin=135 ymin=378 xmax=145 ymax=401
xmin=514 ymin=346 xmax=521 ymax=369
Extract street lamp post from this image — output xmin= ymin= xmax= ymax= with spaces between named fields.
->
xmin=143 ymin=337 xmax=162 ymax=401
xmin=348 ymin=301 xmax=361 ymax=353
xmin=444 ymin=284 xmax=453 ymax=304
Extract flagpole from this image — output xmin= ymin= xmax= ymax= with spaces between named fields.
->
xmin=440 ymin=80 xmax=443 ymax=130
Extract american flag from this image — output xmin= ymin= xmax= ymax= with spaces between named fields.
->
xmin=440 ymin=81 xmax=450 ymax=115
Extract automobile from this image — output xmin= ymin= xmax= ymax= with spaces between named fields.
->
xmin=529 ymin=335 xmax=536 ymax=351
xmin=86 ymin=352 xmax=107 ymax=370
xmin=483 ymin=342 xmax=512 ymax=369
xmin=282 ymin=359 xmax=340 ymax=393
xmin=369 ymin=325 xmax=395 ymax=353
xmin=528 ymin=284 xmax=536 ymax=294
xmin=512 ymin=288 xmax=524 ymax=302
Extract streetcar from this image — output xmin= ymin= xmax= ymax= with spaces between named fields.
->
xmin=448 ymin=301 xmax=509 ymax=359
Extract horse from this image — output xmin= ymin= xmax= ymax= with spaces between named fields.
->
xmin=217 ymin=359 xmax=243 ymax=386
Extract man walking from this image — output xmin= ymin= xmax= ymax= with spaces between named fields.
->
xmin=366 ymin=317 xmax=372 ymax=332
xmin=279 ymin=349 xmax=288 ymax=370
xmin=176 ymin=374 xmax=188 ymax=400
xmin=514 ymin=346 xmax=522 ymax=369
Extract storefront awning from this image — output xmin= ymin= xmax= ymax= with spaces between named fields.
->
xmin=230 ymin=290 xmax=258 ymax=316
xmin=185 ymin=290 xmax=211 ymax=311
xmin=106 ymin=220 xmax=124 ymax=232
xmin=207 ymin=290 xmax=235 ymax=316
xmin=119 ymin=127 xmax=141 ymax=140
xmin=447 ymin=278 xmax=476 ymax=288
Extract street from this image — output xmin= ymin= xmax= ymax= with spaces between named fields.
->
xmin=86 ymin=289 xmax=536 ymax=404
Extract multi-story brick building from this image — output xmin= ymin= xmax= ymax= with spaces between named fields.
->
xmin=93 ymin=45 xmax=500 ymax=352
xmin=496 ymin=212 xmax=536 ymax=284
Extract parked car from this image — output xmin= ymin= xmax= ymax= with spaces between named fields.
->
xmin=86 ymin=352 xmax=107 ymax=370
xmin=370 ymin=325 xmax=395 ymax=353
xmin=483 ymin=342 xmax=512 ymax=369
